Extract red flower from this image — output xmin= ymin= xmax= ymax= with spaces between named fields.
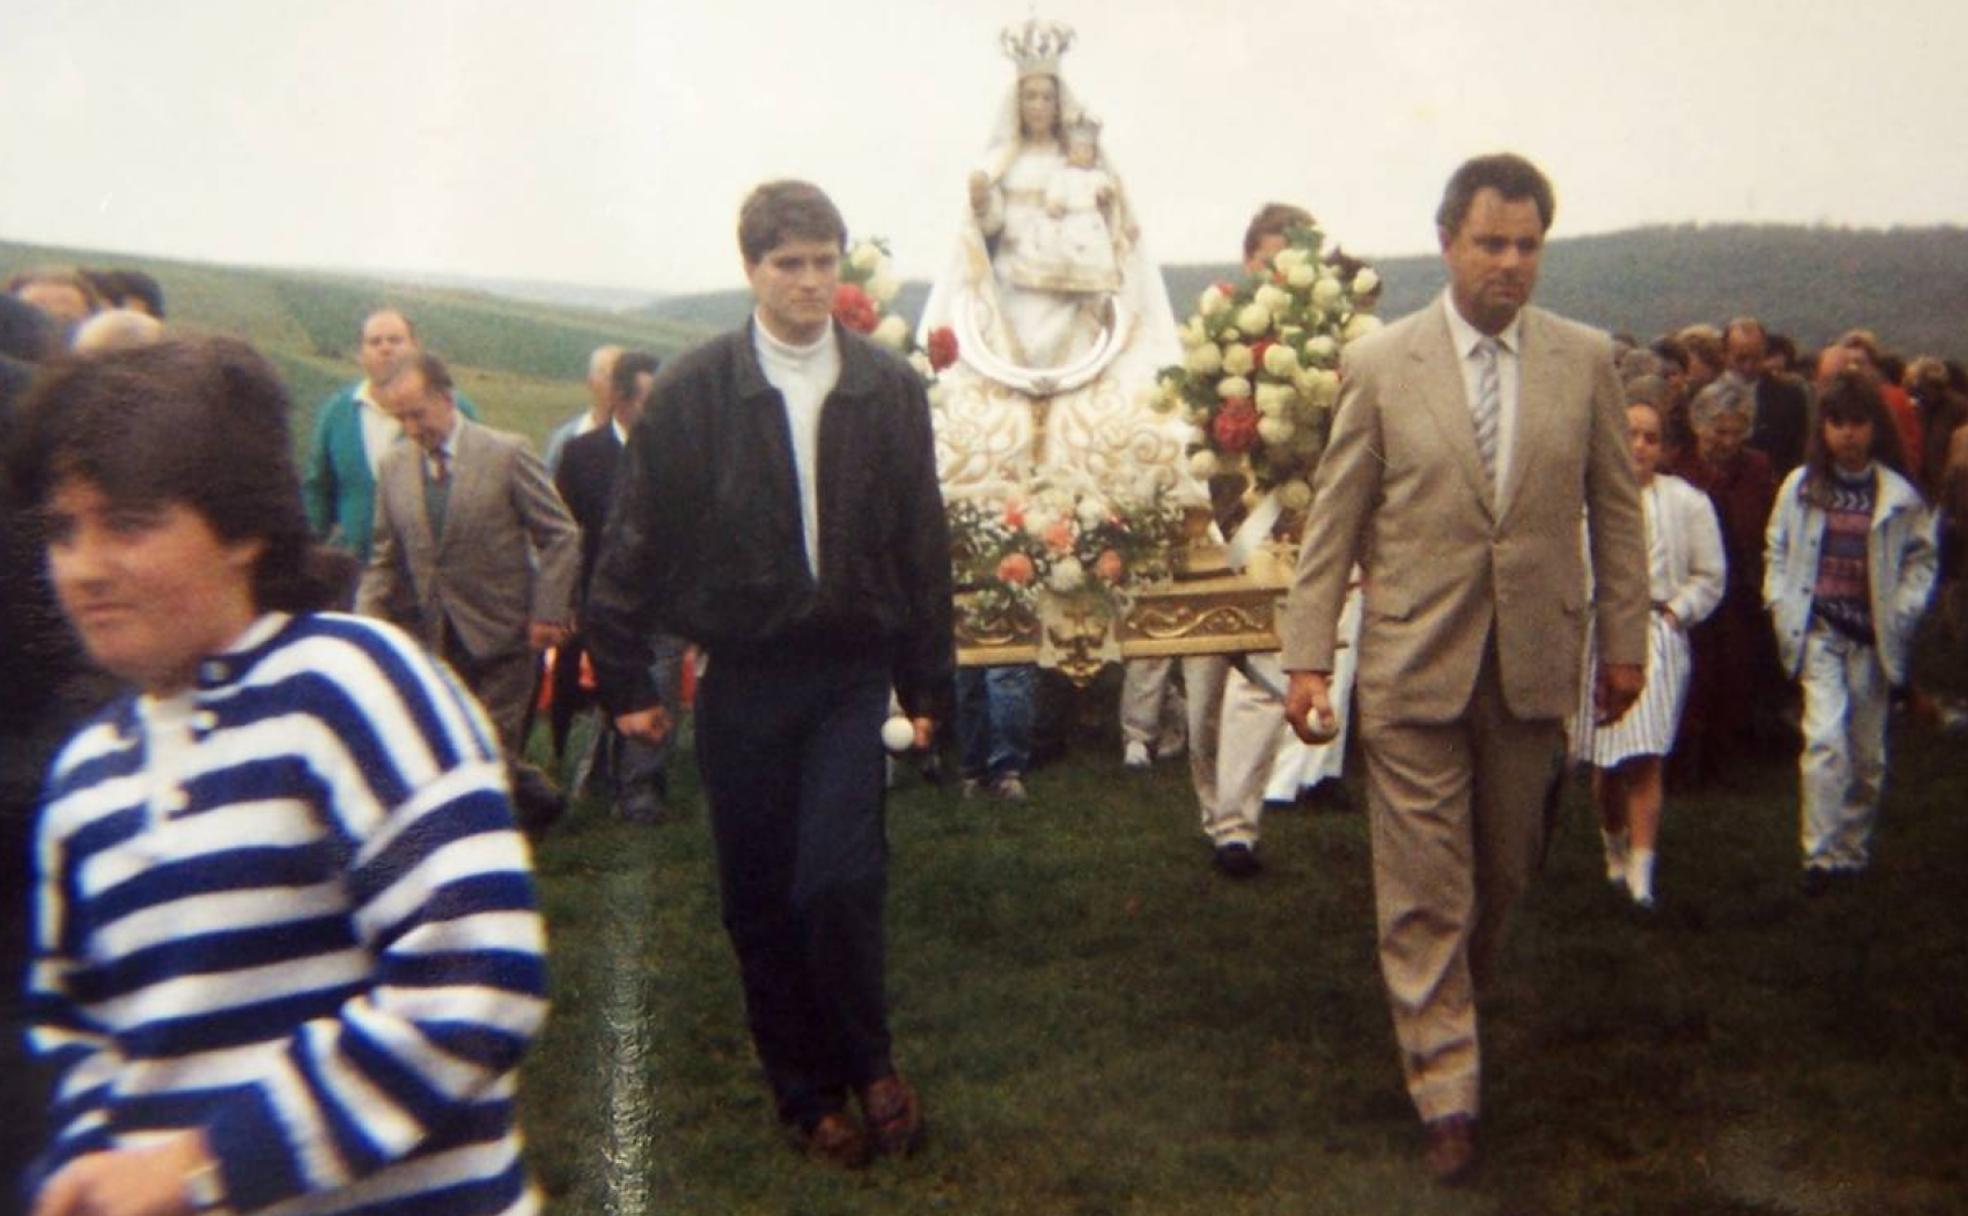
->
xmin=1212 ymin=399 xmax=1259 ymax=454
xmin=1250 ymin=339 xmax=1275 ymax=370
xmin=1214 ymin=280 xmax=1238 ymax=298
xmin=926 ymin=326 xmax=959 ymax=372
xmin=996 ymin=553 xmax=1035 ymax=586
xmin=832 ymin=284 xmax=879 ymax=334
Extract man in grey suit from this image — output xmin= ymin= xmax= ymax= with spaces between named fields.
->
xmin=1281 ymin=153 xmax=1650 ymax=1184
xmin=357 ymin=351 xmax=580 ymax=831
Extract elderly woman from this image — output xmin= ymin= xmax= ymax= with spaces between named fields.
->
xmin=1680 ymin=377 xmax=1781 ymax=782
xmin=12 ymin=338 xmax=546 ymax=1216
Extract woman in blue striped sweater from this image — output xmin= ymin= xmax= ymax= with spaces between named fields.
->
xmin=11 ymin=338 xmax=549 ymax=1216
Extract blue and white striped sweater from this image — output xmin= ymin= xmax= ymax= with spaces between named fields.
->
xmin=27 ymin=612 xmax=547 ymax=1215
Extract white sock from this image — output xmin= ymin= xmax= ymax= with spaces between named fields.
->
xmin=1601 ymin=829 xmax=1630 ymax=885
xmin=1627 ymin=848 xmax=1657 ymax=905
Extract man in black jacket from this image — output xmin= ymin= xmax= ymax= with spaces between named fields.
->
xmin=584 ymin=181 xmax=953 ymax=1169
xmin=553 ymin=349 xmax=680 ymax=821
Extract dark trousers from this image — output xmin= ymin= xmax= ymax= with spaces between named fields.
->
xmin=694 ymin=648 xmax=894 ymax=1128
xmin=2 ymin=812 xmax=46 ymax=1216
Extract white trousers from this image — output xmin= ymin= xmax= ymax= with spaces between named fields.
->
xmin=1210 ymin=654 xmax=1289 ymax=846
xmin=1798 ymin=622 xmax=1891 ymax=871
xmin=1121 ymin=656 xmax=1226 ymax=820
xmin=1265 ymin=583 xmax=1363 ymax=799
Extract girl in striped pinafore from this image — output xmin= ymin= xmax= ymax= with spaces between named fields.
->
xmin=1572 ymin=398 xmax=1725 ymax=910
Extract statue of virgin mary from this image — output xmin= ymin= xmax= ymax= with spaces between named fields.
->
xmin=919 ymin=18 xmax=1190 ymax=503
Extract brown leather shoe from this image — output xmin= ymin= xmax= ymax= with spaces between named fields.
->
xmin=1422 ymin=1114 xmax=1477 ymax=1185
xmin=858 ymin=1073 xmax=925 ymax=1157
xmin=794 ymin=1111 xmax=870 ymax=1169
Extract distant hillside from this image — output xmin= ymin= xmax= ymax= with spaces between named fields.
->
xmin=0 ymin=239 xmax=714 ymax=449
xmin=641 ymin=224 xmax=1968 ymax=362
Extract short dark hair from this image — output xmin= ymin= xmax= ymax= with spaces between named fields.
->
xmin=610 ymin=350 xmax=660 ymax=403
xmin=114 ymin=269 xmax=165 ymax=318
xmin=1435 ymin=153 xmax=1555 ymax=240
xmin=0 ymin=294 xmax=56 ymax=363
xmin=377 ymin=349 xmax=454 ymax=397
xmin=7 ymin=337 xmax=341 ymax=613
xmin=737 ymin=180 xmax=847 ymax=265
xmin=1242 ymin=203 xmax=1314 ymax=261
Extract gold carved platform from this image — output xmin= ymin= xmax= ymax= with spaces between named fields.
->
xmin=955 ymin=540 xmax=1297 ymax=683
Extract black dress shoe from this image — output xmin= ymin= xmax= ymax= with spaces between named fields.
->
xmin=1422 ymin=1114 xmax=1477 ymax=1184
xmin=1303 ymin=779 xmax=1354 ymax=812
xmin=510 ymin=765 xmax=566 ymax=838
xmin=1212 ymin=842 xmax=1262 ymax=879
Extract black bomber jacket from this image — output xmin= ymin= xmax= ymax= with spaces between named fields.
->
xmin=582 ymin=321 xmax=955 ymax=722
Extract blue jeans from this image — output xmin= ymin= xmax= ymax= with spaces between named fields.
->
xmin=605 ymin=633 xmax=686 ymax=799
xmin=956 ymin=664 xmax=1035 ymax=781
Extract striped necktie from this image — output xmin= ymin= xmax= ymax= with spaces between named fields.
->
xmin=1472 ymin=337 xmax=1501 ymax=486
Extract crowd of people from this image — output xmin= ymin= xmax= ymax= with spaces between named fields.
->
xmin=2 ymin=76 xmax=1966 ymax=1211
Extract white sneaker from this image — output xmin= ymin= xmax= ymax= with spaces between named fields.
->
xmin=990 ymin=774 xmax=1029 ymax=801
xmin=1123 ymin=740 xmax=1151 ymax=770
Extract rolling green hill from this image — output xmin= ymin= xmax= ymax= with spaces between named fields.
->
xmin=639 ymin=224 xmax=1968 ymax=364
xmin=1 ymin=240 xmax=715 ymax=449
xmin=10 ymin=220 xmax=1965 ymax=452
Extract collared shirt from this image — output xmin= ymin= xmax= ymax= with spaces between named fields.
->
xmin=425 ymin=412 xmax=462 ymax=481
xmin=1442 ymin=292 xmax=1523 ymax=500
xmin=354 ymin=380 xmax=402 ymax=480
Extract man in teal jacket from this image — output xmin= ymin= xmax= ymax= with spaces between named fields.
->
xmin=303 ymin=307 xmax=477 ymax=561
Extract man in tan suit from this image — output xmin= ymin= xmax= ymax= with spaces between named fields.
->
xmin=1282 ymin=153 xmax=1649 ymax=1184
xmin=357 ymin=351 xmax=580 ymax=831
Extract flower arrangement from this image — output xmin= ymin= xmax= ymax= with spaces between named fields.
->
xmin=1149 ymin=222 xmax=1383 ymax=508
xmin=947 ymin=477 xmax=1187 ymax=635
xmin=834 ymin=238 xmax=959 ymax=389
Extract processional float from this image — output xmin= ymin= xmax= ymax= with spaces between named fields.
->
xmin=847 ymin=18 xmax=1384 ymax=683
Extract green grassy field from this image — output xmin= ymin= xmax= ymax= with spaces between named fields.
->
xmin=0 ymin=240 xmax=710 ymax=451
xmin=519 ymin=704 xmax=1968 ymax=1216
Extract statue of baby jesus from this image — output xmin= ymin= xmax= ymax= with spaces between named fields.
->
xmin=1017 ymin=114 xmax=1123 ymax=295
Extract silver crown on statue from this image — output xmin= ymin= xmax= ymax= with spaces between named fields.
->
xmin=1001 ymin=17 xmax=1075 ymax=80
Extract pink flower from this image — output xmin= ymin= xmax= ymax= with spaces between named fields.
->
xmin=1094 ymin=549 xmax=1125 ymax=582
xmin=997 ymin=553 xmax=1035 ymax=585
xmin=1043 ymin=519 xmax=1075 ymax=553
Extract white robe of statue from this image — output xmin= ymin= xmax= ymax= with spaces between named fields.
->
xmin=918 ymin=69 xmax=1190 ymax=505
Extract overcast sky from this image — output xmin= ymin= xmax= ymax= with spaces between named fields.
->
xmin=4 ymin=0 xmax=1965 ymax=296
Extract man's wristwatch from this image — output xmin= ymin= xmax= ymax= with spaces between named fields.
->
xmin=183 ymin=1157 xmax=228 ymax=1212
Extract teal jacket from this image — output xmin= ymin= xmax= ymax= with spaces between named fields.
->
xmin=303 ymin=381 xmax=479 ymax=560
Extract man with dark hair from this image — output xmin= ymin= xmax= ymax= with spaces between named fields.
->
xmin=1241 ymin=201 xmax=1315 ymax=264
xmin=585 ymin=179 xmax=952 ymax=1169
xmin=302 ymin=307 xmax=478 ymax=561
xmin=1722 ymin=315 xmax=1809 ymax=477
xmin=553 ymin=349 xmax=678 ymax=821
xmin=1282 ymin=152 xmax=1648 ymax=1184
xmin=356 ymin=351 xmax=579 ymax=835
xmin=4 ymin=266 xmax=100 ymax=333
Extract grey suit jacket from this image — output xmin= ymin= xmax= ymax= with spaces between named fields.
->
xmin=1280 ymin=299 xmax=1649 ymax=723
xmin=357 ymin=418 xmax=580 ymax=661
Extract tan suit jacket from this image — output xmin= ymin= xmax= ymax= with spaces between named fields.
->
xmin=1281 ymin=300 xmax=1649 ymax=722
xmin=358 ymin=418 xmax=580 ymax=661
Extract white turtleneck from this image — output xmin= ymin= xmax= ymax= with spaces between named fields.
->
xmin=751 ymin=313 xmax=842 ymax=577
